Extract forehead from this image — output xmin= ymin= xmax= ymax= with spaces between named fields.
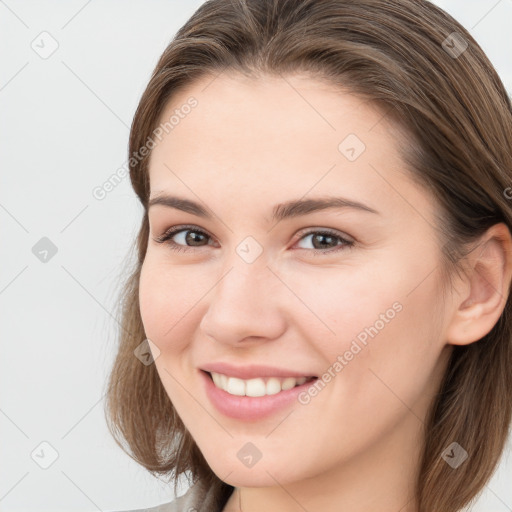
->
xmin=152 ymin=71 xmax=397 ymax=159
xmin=147 ymin=71 xmax=425 ymax=223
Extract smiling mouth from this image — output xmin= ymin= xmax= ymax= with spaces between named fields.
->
xmin=204 ymin=370 xmax=318 ymax=397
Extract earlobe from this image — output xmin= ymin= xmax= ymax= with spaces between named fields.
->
xmin=446 ymin=223 xmax=512 ymax=346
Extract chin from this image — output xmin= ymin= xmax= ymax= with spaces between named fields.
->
xmin=202 ymin=447 xmax=311 ymax=488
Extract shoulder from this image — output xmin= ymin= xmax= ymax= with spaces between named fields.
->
xmin=118 ymin=479 xmax=234 ymax=512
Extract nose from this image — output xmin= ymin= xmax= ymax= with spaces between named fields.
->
xmin=199 ymin=254 xmax=287 ymax=346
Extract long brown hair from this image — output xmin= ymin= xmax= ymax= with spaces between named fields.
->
xmin=104 ymin=1 xmax=512 ymax=510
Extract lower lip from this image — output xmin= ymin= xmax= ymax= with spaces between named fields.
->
xmin=200 ymin=370 xmax=318 ymax=421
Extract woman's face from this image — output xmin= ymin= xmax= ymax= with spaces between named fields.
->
xmin=139 ymin=72 xmax=455 ymax=492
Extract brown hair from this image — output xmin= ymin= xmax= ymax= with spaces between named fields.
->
xmin=104 ymin=1 xmax=512 ymax=510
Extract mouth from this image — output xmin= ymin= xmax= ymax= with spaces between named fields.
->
xmin=202 ymin=370 xmax=318 ymax=397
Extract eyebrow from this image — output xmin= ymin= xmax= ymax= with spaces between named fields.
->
xmin=148 ymin=194 xmax=380 ymax=222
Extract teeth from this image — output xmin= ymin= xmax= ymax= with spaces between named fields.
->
xmin=210 ymin=372 xmax=311 ymax=397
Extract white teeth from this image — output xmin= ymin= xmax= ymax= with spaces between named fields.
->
xmin=210 ymin=372 xmax=312 ymax=397
xmin=246 ymin=378 xmax=266 ymax=397
xmin=266 ymin=377 xmax=282 ymax=395
xmin=226 ymin=377 xmax=245 ymax=396
xmin=211 ymin=372 xmax=222 ymax=388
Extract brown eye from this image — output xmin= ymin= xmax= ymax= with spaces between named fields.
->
xmin=294 ymin=229 xmax=355 ymax=256
xmin=153 ymin=225 xmax=355 ymax=257
xmin=179 ymin=230 xmax=209 ymax=246
xmin=153 ymin=225 xmax=213 ymax=252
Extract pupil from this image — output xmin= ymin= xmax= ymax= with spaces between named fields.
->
xmin=186 ymin=231 xmax=205 ymax=246
xmin=314 ymin=234 xmax=335 ymax=249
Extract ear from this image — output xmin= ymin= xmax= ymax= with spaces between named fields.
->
xmin=446 ymin=222 xmax=512 ymax=346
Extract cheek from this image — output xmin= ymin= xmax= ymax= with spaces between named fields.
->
xmin=138 ymin=257 xmax=205 ymax=409
xmin=138 ymin=254 xmax=211 ymax=352
xmin=284 ymin=266 xmax=445 ymax=461
xmin=278 ymin=263 xmax=397 ymax=346
xmin=287 ymin=253 xmax=445 ymax=401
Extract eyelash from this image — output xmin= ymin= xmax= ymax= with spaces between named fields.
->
xmin=153 ymin=224 xmax=355 ymax=256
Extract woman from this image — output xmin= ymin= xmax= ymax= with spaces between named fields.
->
xmin=104 ymin=0 xmax=512 ymax=511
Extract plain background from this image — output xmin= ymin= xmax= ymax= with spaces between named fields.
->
xmin=1 ymin=1 xmax=512 ymax=511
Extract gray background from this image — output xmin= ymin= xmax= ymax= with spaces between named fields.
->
xmin=1 ymin=1 xmax=511 ymax=511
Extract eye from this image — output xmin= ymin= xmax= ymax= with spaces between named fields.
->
xmin=293 ymin=228 xmax=355 ymax=256
xmin=153 ymin=224 xmax=214 ymax=253
xmin=152 ymin=225 xmax=355 ymax=256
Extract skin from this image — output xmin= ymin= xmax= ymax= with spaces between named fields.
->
xmin=139 ymin=72 xmax=512 ymax=512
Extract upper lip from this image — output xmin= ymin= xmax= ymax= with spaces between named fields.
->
xmin=200 ymin=362 xmax=317 ymax=380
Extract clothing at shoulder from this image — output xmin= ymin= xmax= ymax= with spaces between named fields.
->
xmin=119 ymin=479 xmax=234 ymax=512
